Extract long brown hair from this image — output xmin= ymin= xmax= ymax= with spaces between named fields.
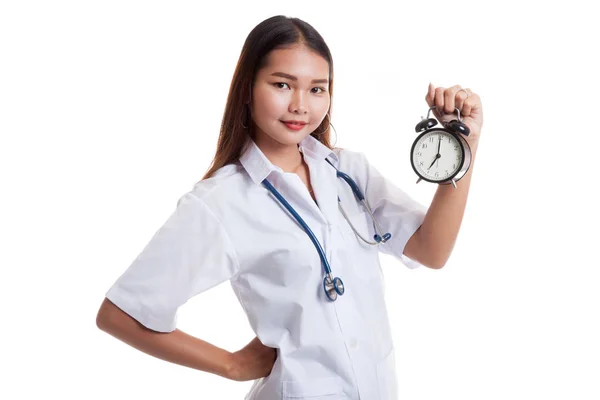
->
xmin=200 ymin=15 xmax=337 ymax=181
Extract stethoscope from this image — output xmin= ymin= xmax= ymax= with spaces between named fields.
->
xmin=261 ymin=158 xmax=392 ymax=301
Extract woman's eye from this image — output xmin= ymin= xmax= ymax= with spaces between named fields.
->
xmin=274 ymin=83 xmax=326 ymax=93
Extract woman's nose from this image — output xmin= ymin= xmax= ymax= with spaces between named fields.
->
xmin=289 ymin=92 xmax=308 ymax=114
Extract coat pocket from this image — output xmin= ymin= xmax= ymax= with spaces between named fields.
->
xmin=283 ymin=376 xmax=346 ymax=399
xmin=376 ymin=346 xmax=399 ymax=400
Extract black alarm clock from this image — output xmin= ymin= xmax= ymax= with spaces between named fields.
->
xmin=410 ymin=106 xmax=472 ymax=188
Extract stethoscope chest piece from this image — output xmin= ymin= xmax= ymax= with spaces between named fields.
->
xmin=323 ymin=274 xmax=345 ymax=301
xmin=410 ymin=106 xmax=472 ymax=188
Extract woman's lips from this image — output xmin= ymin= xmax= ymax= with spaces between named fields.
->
xmin=281 ymin=121 xmax=306 ymax=131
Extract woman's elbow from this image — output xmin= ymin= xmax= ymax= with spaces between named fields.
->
xmin=96 ymin=298 xmax=118 ymax=331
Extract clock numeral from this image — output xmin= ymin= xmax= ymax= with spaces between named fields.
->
xmin=417 ymin=151 xmax=422 ymax=156
xmin=434 ymin=172 xmax=439 ymax=177
xmin=429 ymin=137 xmax=435 ymax=142
xmin=422 ymin=143 xmax=428 ymax=149
xmin=419 ymin=161 xmax=424 ymax=166
xmin=454 ymin=145 xmax=459 ymax=150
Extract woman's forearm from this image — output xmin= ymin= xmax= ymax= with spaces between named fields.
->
xmin=96 ymin=298 xmax=234 ymax=379
xmin=416 ymin=143 xmax=478 ymax=268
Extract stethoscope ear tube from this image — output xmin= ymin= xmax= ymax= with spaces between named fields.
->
xmin=326 ymin=158 xmax=391 ymax=245
xmin=337 ymin=197 xmax=392 ymax=245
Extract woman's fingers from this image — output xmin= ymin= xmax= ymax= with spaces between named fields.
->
xmin=427 ymin=83 xmax=476 ymax=120
xmin=426 ymin=82 xmax=435 ymax=105
xmin=434 ymin=86 xmax=446 ymax=115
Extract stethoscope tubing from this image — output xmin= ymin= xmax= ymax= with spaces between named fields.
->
xmin=326 ymin=159 xmax=391 ymax=244
xmin=261 ymin=179 xmax=333 ymax=275
xmin=261 ymin=156 xmax=392 ymax=301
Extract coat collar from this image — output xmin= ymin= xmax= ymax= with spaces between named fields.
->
xmin=239 ymin=134 xmax=339 ymax=185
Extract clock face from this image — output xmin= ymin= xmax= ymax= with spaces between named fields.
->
xmin=411 ymin=130 xmax=464 ymax=182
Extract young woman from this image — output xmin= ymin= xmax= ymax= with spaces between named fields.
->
xmin=96 ymin=15 xmax=483 ymax=400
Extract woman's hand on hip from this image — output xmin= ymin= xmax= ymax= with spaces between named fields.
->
xmin=227 ymin=336 xmax=278 ymax=381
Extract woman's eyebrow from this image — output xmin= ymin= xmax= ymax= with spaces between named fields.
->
xmin=270 ymin=72 xmax=328 ymax=84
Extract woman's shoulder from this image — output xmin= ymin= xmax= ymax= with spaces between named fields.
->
xmin=189 ymin=162 xmax=246 ymax=202
xmin=333 ymin=147 xmax=369 ymax=170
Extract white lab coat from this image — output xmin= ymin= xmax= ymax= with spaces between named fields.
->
xmin=105 ymin=134 xmax=427 ymax=400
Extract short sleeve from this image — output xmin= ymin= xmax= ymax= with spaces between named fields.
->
xmin=359 ymin=152 xmax=428 ymax=269
xmin=105 ymin=192 xmax=240 ymax=332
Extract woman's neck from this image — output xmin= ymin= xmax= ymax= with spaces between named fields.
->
xmin=255 ymin=135 xmax=304 ymax=173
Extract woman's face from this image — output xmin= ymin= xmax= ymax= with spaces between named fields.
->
xmin=250 ymin=45 xmax=331 ymax=148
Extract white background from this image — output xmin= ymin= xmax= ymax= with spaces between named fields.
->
xmin=2 ymin=0 xmax=599 ymax=399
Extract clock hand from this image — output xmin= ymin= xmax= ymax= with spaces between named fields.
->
xmin=437 ymin=136 xmax=441 ymax=154
xmin=427 ymin=154 xmax=440 ymax=170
